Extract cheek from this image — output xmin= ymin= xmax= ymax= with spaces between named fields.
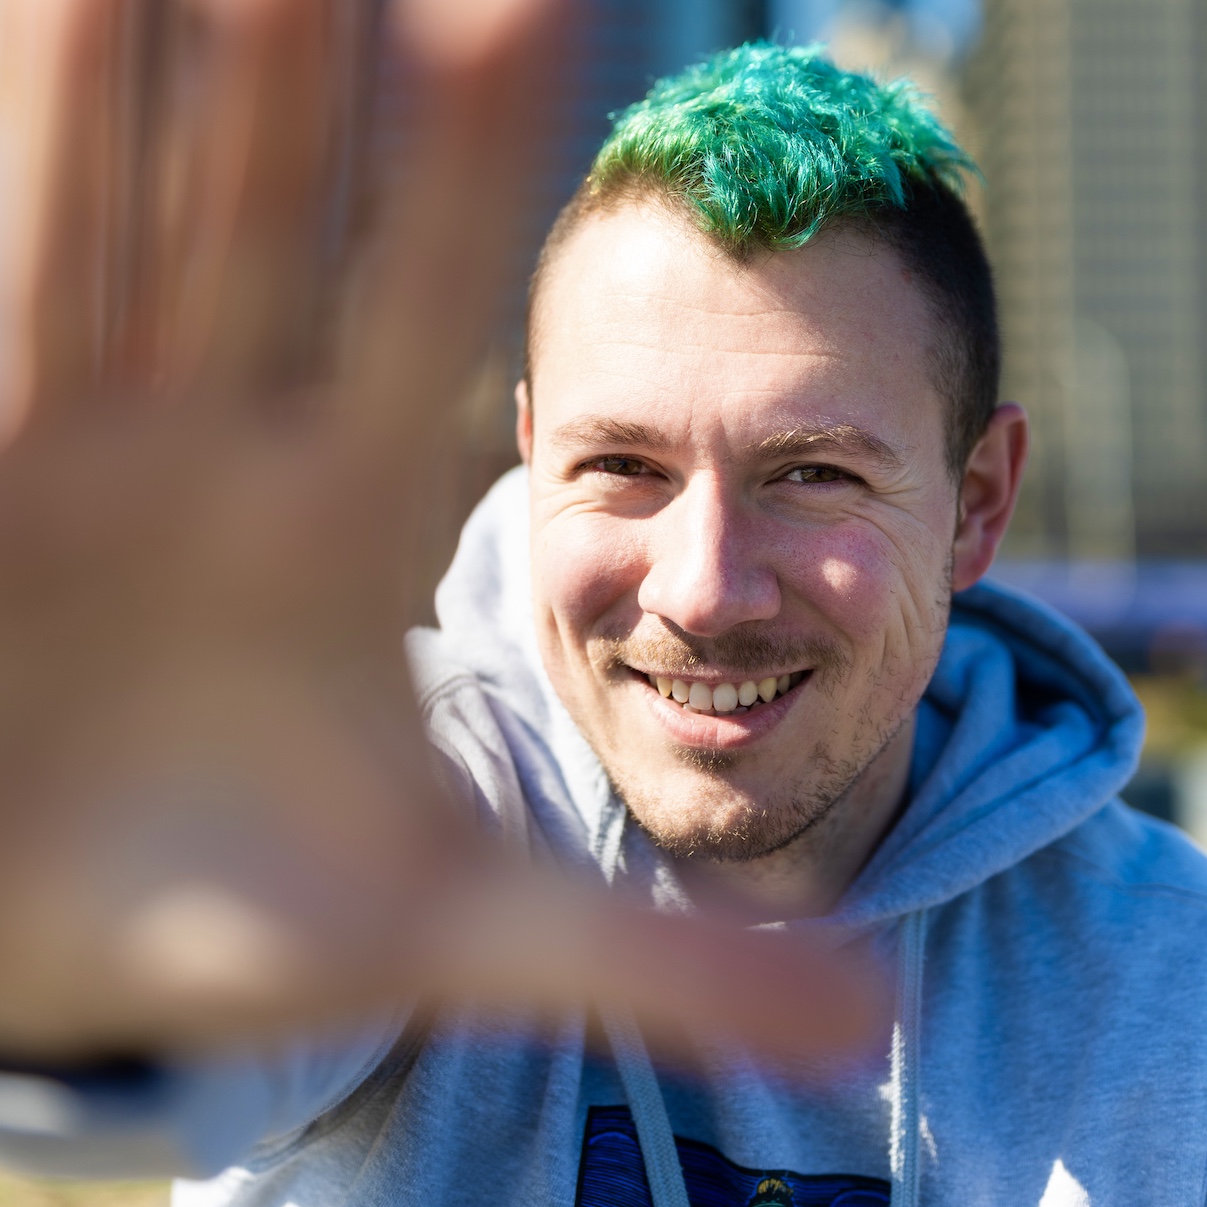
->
xmin=531 ymin=514 xmax=648 ymax=641
xmin=781 ymin=521 xmax=951 ymax=651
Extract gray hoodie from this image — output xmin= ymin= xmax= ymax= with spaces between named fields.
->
xmin=3 ymin=466 xmax=1207 ymax=1207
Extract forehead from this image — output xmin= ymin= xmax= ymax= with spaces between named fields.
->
xmin=529 ymin=200 xmax=944 ymax=455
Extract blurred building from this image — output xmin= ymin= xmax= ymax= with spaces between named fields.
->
xmin=965 ymin=0 xmax=1207 ymax=559
xmin=775 ymin=0 xmax=1207 ymax=561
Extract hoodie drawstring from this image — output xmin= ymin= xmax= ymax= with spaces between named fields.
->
xmin=606 ymin=911 xmax=929 ymax=1207
xmin=890 ymin=909 xmax=928 ymax=1207
xmin=603 ymin=1007 xmax=691 ymax=1207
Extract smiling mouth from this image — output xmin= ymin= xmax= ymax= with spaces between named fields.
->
xmin=639 ymin=670 xmax=809 ymax=715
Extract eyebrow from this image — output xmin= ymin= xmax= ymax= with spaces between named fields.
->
xmin=549 ymin=415 xmax=904 ymax=469
xmin=548 ymin=417 xmax=673 ymax=452
xmin=756 ymin=424 xmax=904 ymax=469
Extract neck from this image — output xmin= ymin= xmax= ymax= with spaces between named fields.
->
xmin=672 ymin=713 xmax=916 ymax=923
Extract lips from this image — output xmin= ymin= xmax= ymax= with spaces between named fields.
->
xmin=628 ymin=665 xmax=812 ymax=750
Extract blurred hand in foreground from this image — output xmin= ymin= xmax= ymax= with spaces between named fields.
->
xmin=0 ymin=0 xmax=885 ymax=1062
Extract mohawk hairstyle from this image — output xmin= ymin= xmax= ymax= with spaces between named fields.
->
xmin=527 ymin=43 xmax=1001 ymax=477
xmin=589 ymin=42 xmax=973 ymax=251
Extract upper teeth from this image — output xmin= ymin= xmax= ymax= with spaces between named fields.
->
xmin=650 ymin=672 xmax=803 ymax=712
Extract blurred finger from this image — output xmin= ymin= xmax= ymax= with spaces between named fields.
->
xmin=398 ymin=0 xmax=560 ymax=70
xmin=1 ymin=0 xmax=376 ymax=419
xmin=107 ymin=0 xmax=366 ymax=395
xmin=0 ymin=0 xmax=122 ymax=427
xmin=409 ymin=861 xmax=891 ymax=1065
xmin=338 ymin=0 xmax=567 ymax=451
xmin=137 ymin=0 xmax=370 ymax=393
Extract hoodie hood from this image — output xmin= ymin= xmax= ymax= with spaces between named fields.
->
xmin=434 ymin=466 xmax=1145 ymax=932
xmin=832 ymin=578 xmax=1144 ymax=931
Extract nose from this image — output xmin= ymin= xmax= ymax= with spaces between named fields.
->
xmin=636 ymin=478 xmax=781 ymax=637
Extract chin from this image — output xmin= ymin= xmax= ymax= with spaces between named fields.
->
xmin=610 ymin=760 xmax=846 ymax=864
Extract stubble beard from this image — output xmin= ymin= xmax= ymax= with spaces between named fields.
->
xmin=608 ymin=716 xmax=904 ymax=864
xmin=588 ymin=560 xmax=954 ymax=865
xmin=583 ymin=622 xmax=906 ymax=864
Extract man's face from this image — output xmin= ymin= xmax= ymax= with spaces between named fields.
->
xmin=521 ymin=201 xmax=959 ymax=862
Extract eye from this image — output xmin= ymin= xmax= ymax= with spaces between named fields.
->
xmin=585 ymin=455 xmax=648 ymax=476
xmin=782 ymin=464 xmax=851 ymax=484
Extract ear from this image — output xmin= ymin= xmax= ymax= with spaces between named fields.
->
xmin=515 ymin=378 xmax=533 ymax=464
xmin=951 ymin=403 xmax=1029 ymax=593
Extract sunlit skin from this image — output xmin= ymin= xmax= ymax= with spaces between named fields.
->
xmin=519 ymin=199 xmax=1026 ymax=919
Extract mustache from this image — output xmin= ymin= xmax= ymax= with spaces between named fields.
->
xmin=594 ymin=625 xmax=850 ymax=680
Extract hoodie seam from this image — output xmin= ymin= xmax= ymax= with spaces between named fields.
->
xmin=1038 ymin=846 xmax=1207 ymax=910
xmin=238 ymin=1009 xmax=430 ymax=1171
xmin=412 ymin=668 xmax=485 ymax=717
xmin=863 ymin=764 xmax=1118 ymax=890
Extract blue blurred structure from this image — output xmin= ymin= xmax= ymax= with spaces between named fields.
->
xmin=769 ymin=0 xmax=982 ymax=56
xmin=989 ymin=560 xmax=1207 ymax=677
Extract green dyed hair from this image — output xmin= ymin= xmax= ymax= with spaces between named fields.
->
xmin=590 ymin=41 xmax=974 ymax=252
xmin=527 ymin=43 xmax=1000 ymax=476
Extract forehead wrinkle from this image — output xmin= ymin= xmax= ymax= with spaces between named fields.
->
xmin=593 ymin=296 xmax=829 ymax=351
xmin=756 ymin=424 xmax=904 ymax=469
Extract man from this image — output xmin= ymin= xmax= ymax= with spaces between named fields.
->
xmin=1 ymin=9 xmax=1207 ymax=1207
